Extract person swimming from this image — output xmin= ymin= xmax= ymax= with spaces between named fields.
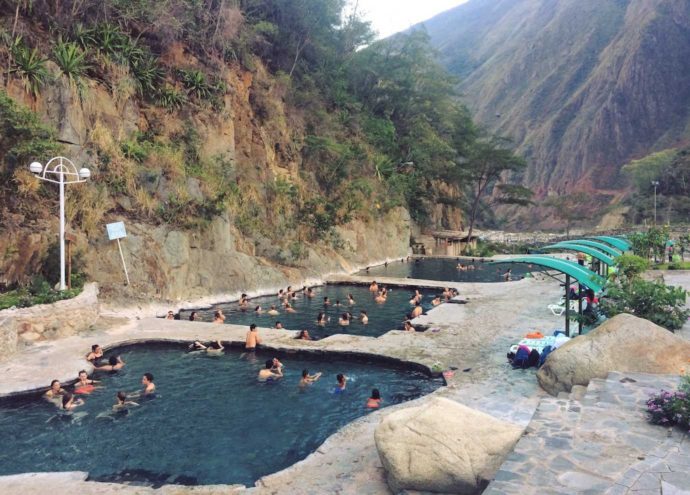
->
xmin=86 ymin=344 xmax=104 ymax=364
xmin=404 ymin=320 xmax=415 ymax=332
xmin=359 ymin=310 xmax=368 ymax=324
xmin=188 ymin=340 xmax=207 ymax=351
xmin=347 ymin=293 xmax=355 ymax=305
xmin=94 ymin=355 xmax=125 ymax=372
xmin=61 ymin=392 xmax=84 ymax=411
xmin=189 ymin=311 xmax=200 ymax=321
xmin=141 ymin=373 xmax=156 ymax=395
xmin=338 ymin=313 xmax=350 ymax=326
xmin=255 ymin=305 xmax=263 ymax=314
xmin=206 ymin=340 xmax=224 ymax=354
xmin=245 ymin=323 xmax=261 ymax=350
xmin=369 ymin=281 xmax=378 ymax=293
xmin=213 ymin=310 xmax=225 ymax=323
xmin=323 ymin=297 xmax=331 ymax=306
xmin=44 ymin=379 xmax=65 ymax=403
xmin=503 ymin=269 xmax=512 ymax=281
xmin=285 ymin=303 xmax=296 ymax=313
xmin=306 ymin=287 xmax=315 ymax=298
xmin=275 ymin=321 xmax=283 ymax=329
xmin=317 ymin=312 xmax=328 ymax=325
xmin=374 ymin=290 xmax=387 ymax=303
xmin=165 ymin=310 xmax=175 ymax=320
xmin=411 ymin=301 xmax=423 ymax=318
xmin=334 ymin=374 xmax=347 ymax=393
xmin=258 ymin=359 xmax=283 ymax=382
xmin=267 ymin=305 xmax=279 ymax=316
xmin=366 ymin=388 xmax=382 ymax=408
xmin=113 ymin=391 xmax=139 ymax=410
xmin=297 ymin=330 xmax=311 ymax=340
xmin=300 ymin=369 xmax=322 ymax=387
xmin=432 ymin=296 xmax=442 ymax=306
xmin=74 ymin=370 xmax=99 ymax=394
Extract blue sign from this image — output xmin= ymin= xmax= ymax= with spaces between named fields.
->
xmin=106 ymin=221 xmax=127 ymax=240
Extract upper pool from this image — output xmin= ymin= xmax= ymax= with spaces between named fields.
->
xmin=180 ymin=284 xmax=438 ymax=339
xmin=357 ymin=257 xmax=537 ymax=283
xmin=0 ymin=344 xmax=439 ymax=486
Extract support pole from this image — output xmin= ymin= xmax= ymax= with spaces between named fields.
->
xmin=564 ymin=275 xmax=571 ymax=337
xmin=59 ymin=163 xmax=66 ymax=291
xmin=116 ymin=238 xmax=130 ymax=286
xmin=578 ymin=283 xmax=583 ymax=335
xmin=67 ymin=239 xmax=72 ymax=289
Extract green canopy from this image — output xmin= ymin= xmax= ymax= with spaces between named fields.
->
xmin=591 ymin=236 xmax=631 ymax=252
xmin=543 ymin=242 xmax=615 ymax=266
xmin=492 ymin=255 xmax=605 ymax=292
xmin=566 ymin=239 xmax=622 ymax=258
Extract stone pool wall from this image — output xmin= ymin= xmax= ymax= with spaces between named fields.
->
xmin=0 ymin=283 xmax=99 ymax=361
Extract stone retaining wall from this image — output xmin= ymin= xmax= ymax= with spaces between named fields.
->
xmin=0 ymin=283 xmax=99 ymax=362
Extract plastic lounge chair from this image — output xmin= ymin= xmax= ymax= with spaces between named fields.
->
xmin=548 ymin=299 xmax=578 ymax=316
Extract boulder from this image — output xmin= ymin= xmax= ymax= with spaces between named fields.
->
xmin=537 ymin=313 xmax=690 ymax=396
xmin=374 ymin=397 xmax=523 ymax=494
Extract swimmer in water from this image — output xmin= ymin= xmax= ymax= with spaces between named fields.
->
xmin=366 ymin=388 xmax=382 ymax=408
xmin=271 ymin=357 xmax=284 ymax=374
xmin=44 ymin=379 xmax=66 ymax=403
xmin=299 ymin=369 xmax=322 ymax=387
xmin=86 ymin=344 xmax=104 ymax=364
xmin=188 ymin=340 xmax=207 ymax=351
xmin=431 ymin=296 xmax=442 ymax=306
xmin=306 ymin=287 xmax=315 ymax=298
xmin=113 ymin=391 xmax=139 ymax=410
xmin=359 ymin=310 xmax=368 ymax=324
xmin=267 ymin=305 xmax=279 ymax=316
xmin=404 ymin=320 xmax=415 ymax=332
xmin=411 ymin=301 xmax=423 ymax=318
xmin=165 ymin=310 xmax=175 ymax=320
xmin=297 ymin=330 xmax=311 ymax=340
xmin=374 ymin=291 xmax=387 ymax=303
xmin=61 ymin=392 xmax=84 ymax=411
xmin=141 ymin=373 xmax=156 ymax=395
xmin=317 ymin=312 xmax=328 ymax=325
xmin=275 ymin=321 xmax=283 ymax=329
xmin=258 ymin=359 xmax=283 ymax=381
xmin=255 ymin=305 xmax=263 ymax=314
xmin=503 ymin=269 xmax=512 ymax=281
xmin=339 ymin=313 xmax=350 ymax=326
xmin=285 ymin=303 xmax=296 ymax=313
xmin=189 ymin=311 xmax=200 ymax=321
xmin=335 ymin=374 xmax=347 ymax=392
xmin=369 ymin=281 xmax=378 ymax=293
xmin=348 ymin=294 xmax=355 ymax=305
xmin=323 ymin=297 xmax=331 ymax=306
xmin=206 ymin=339 xmax=224 ymax=354
xmin=74 ymin=370 xmax=99 ymax=394
xmin=245 ymin=323 xmax=261 ymax=350
xmin=213 ymin=310 xmax=225 ymax=323
xmin=94 ymin=355 xmax=125 ymax=372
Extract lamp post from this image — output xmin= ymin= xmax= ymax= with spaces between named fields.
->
xmin=29 ymin=157 xmax=90 ymax=291
xmin=651 ymin=180 xmax=659 ymax=226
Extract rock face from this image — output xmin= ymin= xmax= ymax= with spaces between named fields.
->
xmin=537 ymin=313 xmax=690 ymax=395
xmin=375 ymin=397 xmax=523 ymax=494
xmin=424 ymin=0 xmax=690 ymax=225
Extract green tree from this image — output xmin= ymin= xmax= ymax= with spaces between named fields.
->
xmin=543 ymin=192 xmax=590 ymax=239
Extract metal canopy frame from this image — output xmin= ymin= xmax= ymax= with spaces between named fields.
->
xmin=565 ymin=239 xmax=622 ymax=258
xmin=591 ymin=236 xmax=631 ymax=252
xmin=543 ymin=243 xmax=615 ymax=267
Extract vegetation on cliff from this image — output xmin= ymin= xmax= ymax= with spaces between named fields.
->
xmin=0 ymin=1 xmax=530 ymax=285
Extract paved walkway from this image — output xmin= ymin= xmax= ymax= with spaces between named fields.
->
xmin=486 ymin=372 xmax=689 ymax=495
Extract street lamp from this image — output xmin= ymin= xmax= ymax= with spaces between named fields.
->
xmin=29 ymin=157 xmax=90 ymax=291
xmin=651 ymin=180 xmax=660 ymax=225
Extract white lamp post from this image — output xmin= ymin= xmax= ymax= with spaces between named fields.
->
xmin=651 ymin=180 xmax=660 ymax=226
xmin=29 ymin=157 xmax=90 ymax=291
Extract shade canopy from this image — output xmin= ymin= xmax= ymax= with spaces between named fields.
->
xmin=492 ymin=255 xmax=606 ymax=292
xmin=564 ymin=239 xmax=622 ymax=258
xmin=591 ymin=236 xmax=631 ymax=252
xmin=543 ymin=242 xmax=615 ymax=266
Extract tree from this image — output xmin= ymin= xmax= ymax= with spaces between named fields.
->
xmin=543 ymin=192 xmax=590 ymax=239
xmin=452 ymin=135 xmax=530 ymax=250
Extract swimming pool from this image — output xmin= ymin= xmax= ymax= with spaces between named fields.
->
xmin=357 ymin=258 xmax=538 ymax=283
xmin=180 ymin=285 xmax=438 ymax=339
xmin=0 ymin=344 xmax=440 ymax=486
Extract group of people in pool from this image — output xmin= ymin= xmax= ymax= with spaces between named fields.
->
xmin=44 ymin=343 xmax=156 ymax=412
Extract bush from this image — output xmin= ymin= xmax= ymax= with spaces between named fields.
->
xmin=646 ymin=374 xmax=690 ymax=430
xmin=11 ymin=40 xmax=50 ymax=97
xmin=53 ymin=39 xmax=89 ymax=82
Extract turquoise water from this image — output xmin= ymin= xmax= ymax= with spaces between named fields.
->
xmin=181 ymin=285 xmax=438 ymax=338
xmin=0 ymin=344 xmax=440 ymax=486
xmin=357 ymin=258 xmax=537 ymax=283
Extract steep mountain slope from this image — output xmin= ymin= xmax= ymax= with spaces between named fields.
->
xmin=423 ymin=0 xmax=690 ymax=210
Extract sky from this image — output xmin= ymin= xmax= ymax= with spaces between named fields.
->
xmin=356 ymin=0 xmax=470 ymax=39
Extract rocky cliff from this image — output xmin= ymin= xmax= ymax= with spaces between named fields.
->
xmin=423 ymin=0 xmax=690 ymax=222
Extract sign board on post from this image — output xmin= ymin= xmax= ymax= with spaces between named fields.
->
xmin=106 ymin=221 xmax=130 ymax=286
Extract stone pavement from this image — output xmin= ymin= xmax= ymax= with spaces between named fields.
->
xmin=485 ymin=372 xmax=689 ymax=495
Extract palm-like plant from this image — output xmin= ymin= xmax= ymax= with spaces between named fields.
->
xmin=71 ymin=23 xmax=95 ymax=50
xmin=53 ymin=39 xmax=89 ymax=82
xmin=131 ymin=55 xmax=164 ymax=98
xmin=95 ymin=23 xmax=126 ymax=58
xmin=11 ymin=42 xmax=49 ymax=98
xmin=179 ymin=69 xmax=212 ymax=100
xmin=157 ymin=85 xmax=187 ymax=111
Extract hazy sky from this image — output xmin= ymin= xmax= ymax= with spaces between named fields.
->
xmin=357 ymin=0 xmax=470 ymax=39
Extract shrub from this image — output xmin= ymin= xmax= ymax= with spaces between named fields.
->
xmin=130 ymin=55 xmax=164 ymax=98
xmin=53 ymin=39 xmax=89 ymax=82
xmin=178 ymin=69 xmax=213 ymax=100
xmin=157 ymin=85 xmax=187 ymax=110
xmin=647 ymin=374 xmax=690 ymax=431
xmin=11 ymin=41 xmax=50 ymax=97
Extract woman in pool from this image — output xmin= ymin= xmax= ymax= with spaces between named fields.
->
xmin=113 ymin=391 xmax=139 ymax=410
xmin=431 ymin=296 xmax=442 ymax=306
xmin=188 ymin=311 xmax=200 ymax=321
xmin=317 ymin=312 xmax=328 ymax=325
xmin=334 ymin=374 xmax=347 ymax=393
xmin=299 ymin=369 xmax=322 ymax=387
xmin=285 ymin=303 xmax=296 ymax=313
xmin=297 ymin=330 xmax=311 ymax=340
xmin=338 ymin=313 xmax=350 ymax=326
xmin=306 ymin=287 xmax=315 ymax=298
xmin=74 ymin=370 xmax=99 ymax=394
xmin=141 ymin=373 xmax=156 ymax=395
xmin=94 ymin=355 xmax=125 ymax=372
xmin=366 ymin=389 xmax=382 ymax=408
xmin=213 ymin=310 xmax=225 ymax=323
xmin=369 ymin=281 xmax=378 ymax=293
xmin=411 ymin=301 xmax=423 ymax=318
xmin=347 ymin=294 xmax=355 ymax=305
xmin=374 ymin=290 xmax=386 ymax=304
xmin=165 ymin=311 xmax=175 ymax=320
xmin=44 ymin=380 xmax=65 ymax=403
xmin=206 ymin=340 xmax=224 ymax=354
xmin=267 ymin=305 xmax=279 ymax=316
xmin=359 ymin=310 xmax=368 ymax=324
xmin=86 ymin=344 xmax=104 ymax=364
xmin=275 ymin=321 xmax=283 ymax=329
xmin=254 ymin=305 xmax=263 ymax=314
xmin=62 ymin=392 xmax=84 ymax=411
xmin=404 ymin=320 xmax=415 ymax=332
xmin=258 ymin=359 xmax=283 ymax=382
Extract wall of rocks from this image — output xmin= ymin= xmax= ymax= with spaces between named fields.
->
xmin=0 ymin=283 xmax=99 ymax=362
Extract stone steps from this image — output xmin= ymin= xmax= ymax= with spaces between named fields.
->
xmin=484 ymin=372 xmax=688 ymax=495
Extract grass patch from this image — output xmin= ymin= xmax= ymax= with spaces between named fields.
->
xmin=0 ymin=286 xmax=82 ymax=310
xmin=653 ymin=261 xmax=690 ymax=270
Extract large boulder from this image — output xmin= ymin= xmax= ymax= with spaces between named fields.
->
xmin=374 ymin=397 xmax=523 ymax=494
xmin=538 ymin=313 xmax=690 ymax=396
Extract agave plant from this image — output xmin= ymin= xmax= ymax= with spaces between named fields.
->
xmin=131 ymin=55 xmax=164 ymax=98
xmin=156 ymin=84 xmax=187 ymax=111
xmin=11 ymin=41 xmax=49 ymax=98
xmin=178 ymin=69 xmax=213 ymax=100
xmin=118 ymin=36 xmax=145 ymax=67
xmin=53 ymin=39 xmax=89 ymax=82
xmin=95 ymin=23 xmax=127 ymax=58
xmin=71 ymin=23 xmax=95 ymax=50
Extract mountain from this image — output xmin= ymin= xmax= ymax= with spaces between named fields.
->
xmin=421 ymin=0 xmax=690 ymax=220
